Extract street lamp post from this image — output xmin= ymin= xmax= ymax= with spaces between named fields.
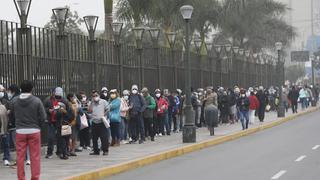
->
xmin=206 ymin=42 xmax=213 ymax=86
xmin=111 ymin=22 xmax=123 ymax=91
xmin=194 ymin=38 xmax=203 ymax=88
xmin=215 ymin=45 xmax=222 ymax=86
xmin=310 ymin=54 xmax=315 ymax=86
xmin=180 ymin=5 xmax=196 ymax=143
xmin=14 ymin=0 xmax=32 ymax=82
xmin=132 ymin=27 xmax=145 ymax=88
xmin=239 ymin=48 xmax=244 ymax=86
xmin=84 ymin=15 xmax=99 ymax=90
xmin=232 ymin=46 xmax=239 ymax=86
xmin=275 ymin=42 xmax=285 ymax=117
xmin=166 ymin=32 xmax=177 ymax=89
xmin=53 ymin=7 xmax=69 ymax=91
xmin=253 ymin=53 xmax=258 ymax=86
xmin=149 ymin=28 xmax=161 ymax=88
xmin=225 ymin=43 xmax=232 ymax=87
xmin=245 ymin=50 xmax=250 ymax=87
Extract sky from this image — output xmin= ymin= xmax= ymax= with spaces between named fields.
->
xmin=0 ymin=0 xmax=314 ymax=50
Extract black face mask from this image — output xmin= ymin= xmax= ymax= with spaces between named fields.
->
xmin=55 ymin=96 xmax=62 ymax=100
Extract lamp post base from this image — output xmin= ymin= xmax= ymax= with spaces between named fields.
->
xmin=183 ymin=125 xmax=196 ymax=143
xmin=277 ymin=105 xmax=285 ymax=118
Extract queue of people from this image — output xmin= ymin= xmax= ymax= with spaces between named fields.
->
xmin=0 ymin=81 xmax=319 ymax=180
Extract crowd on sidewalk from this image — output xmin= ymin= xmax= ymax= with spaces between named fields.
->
xmin=0 ymin=80 xmax=319 ymax=180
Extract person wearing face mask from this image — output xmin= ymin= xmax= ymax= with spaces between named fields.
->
xmin=120 ymin=90 xmax=130 ymax=144
xmin=237 ymin=89 xmax=250 ymax=130
xmin=218 ymin=90 xmax=229 ymax=124
xmin=66 ymin=93 xmax=79 ymax=156
xmin=76 ymin=91 xmax=91 ymax=151
xmin=100 ymin=87 xmax=109 ymax=101
xmin=108 ymin=89 xmax=121 ymax=146
xmin=44 ymin=87 xmax=72 ymax=159
xmin=141 ymin=88 xmax=156 ymax=141
xmin=0 ymin=84 xmax=11 ymax=166
xmin=128 ymin=85 xmax=146 ymax=144
xmin=88 ymin=90 xmax=110 ymax=155
xmin=154 ymin=89 xmax=168 ymax=137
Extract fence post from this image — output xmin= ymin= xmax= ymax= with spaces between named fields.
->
xmin=56 ymin=34 xmax=68 ymax=92
xmin=88 ymin=40 xmax=98 ymax=90
xmin=16 ymin=27 xmax=31 ymax=83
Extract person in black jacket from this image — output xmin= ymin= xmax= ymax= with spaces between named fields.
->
xmin=237 ymin=89 xmax=250 ymax=130
xmin=256 ymin=86 xmax=269 ymax=122
xmin=288 ymin=86 xmax=299 ymax=113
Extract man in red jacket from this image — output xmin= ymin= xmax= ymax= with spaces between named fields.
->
xmin=249 ymin=91 xmax=260 ymax=124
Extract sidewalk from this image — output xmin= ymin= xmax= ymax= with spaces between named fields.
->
xmin=0 ymin=108 xmax=315 ymax=180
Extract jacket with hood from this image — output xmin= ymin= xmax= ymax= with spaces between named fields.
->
xmin=0 ymin=101 xmax=8 ymax=135
xmin=11 ymin=94 xmax=46 ymax=130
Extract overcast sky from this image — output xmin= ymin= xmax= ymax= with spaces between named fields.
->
xmin=0 ymin=0 xmax=315 ymax=50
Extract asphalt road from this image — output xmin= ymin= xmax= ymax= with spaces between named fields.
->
xmin=106 ymin=110 xmax=320 ymax=180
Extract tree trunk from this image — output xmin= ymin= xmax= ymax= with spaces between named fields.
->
xmin=104 ymin=0 xmax=113 ymax=40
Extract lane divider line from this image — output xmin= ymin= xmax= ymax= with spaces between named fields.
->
xmin=64 ymin=107 xmax=319 ymax=180
xmin=312 ymin=145 xmax=320 ymax=150
xmin=295 ymin=155 xmax=306 ymax=162
xmin=271 ymin=170 xmax=287 ymax=179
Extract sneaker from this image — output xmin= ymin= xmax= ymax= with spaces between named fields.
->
xmin=25 ymin=160 xmax=31 ymax=165
xmin=89 ymin=152 xmax=100 ymax=155
xmin=84 ymin=147 xmax=92 ymax=151
xmin=69 ymin=152 xmax=77 ymax=156
xmin=159 ymin=133 xmax=162 ymax=137
xmin=102 ymin=152 xmax=108 ymax=156
xmin=151 ymin=137 xmax=155 ymax=141
xmin=45 ymin=154 xmax=53 ymax=159
xmin=4 ymin=160 xmax=10 ymax=166
xmin=139 ymin=140 xmax=144 ymax=144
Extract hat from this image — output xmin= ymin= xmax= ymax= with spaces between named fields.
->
xmin=155 ymin=89 xmax=161 ymax=93
xmin=131 ymin=85 xmax=138 ymax=90
xmin=55 ymin=87 xmax=63 ymax=97
xmin=176 ymin=89 xmax=182 ymax=94
xmin=122 ymin=90 xmax=130 ymax=95
xmin=141 ymin=87 xmax=148 ymax=93
xmin=110 ymin=89 xmax=117 ymax=93
xmin=101 ymin=87 xmax=108 ymax=92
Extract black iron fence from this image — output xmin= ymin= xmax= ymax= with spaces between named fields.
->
xmin=0 ymin=19 xmax=278 ymax=98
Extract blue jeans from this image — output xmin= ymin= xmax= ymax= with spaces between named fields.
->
xmin=120 ymin=117 xmax=128 ymax=140
xmin=1 ymin=134 xmax=11 ymax=161
xmin=239 ymin=111 xmax=249 ymax=130
xmin=301 ymin=98 xmax=307 ymax=110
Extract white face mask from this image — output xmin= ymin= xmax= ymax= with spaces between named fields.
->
xmin=0 ymin=92 xmax=4 ymax=98
xmin=124 ymin=95 xmax=129 ymax=100
xmin=93 ymin=97 xmax=100 ymax=102
xmin=103 ymin=92 xmax=108 ymax=97
xmin=156 ymin=93 xmax=161 ymax=98
xmin=241 ymin=94 xmax=245 ymax=98
xmin=7 ymin=93 xmax=13 ymax=100
xmin=132 ymin=90 xmax=138 ymax=94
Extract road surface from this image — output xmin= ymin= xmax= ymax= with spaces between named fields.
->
xmin=106 ymin=110 xmax=320 ymax=180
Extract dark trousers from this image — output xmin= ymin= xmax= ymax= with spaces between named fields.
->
xmin=129 ymin=114 xmax=145 ymax=141
xmin=156 ymin=114 xmax=165 ymax=135
xmin=46 ymin=123 xmax=58 ymax=156
xmin=92 ymin=123 xmax=109 ymax=153
xmin=144 ymin=117 xmax=154 ymax=138
xmin=167 ymin=110 xmax=173 ymax=133
xmin=110 ymin=122 xmax=120 ymax=140
xmin=57 ymin=133 xmax=69 ymax=157
xmin=172 ymin=113 xmax=178 ymax=131
xmin=258 ymin=105 xmax=266 ymax=122
xmin=79 ymin=127 xmax=91 ymax=148
xmin=1 ymin=134 xmax=10 ymax=161
xmin=291 ymin=101 xmax=298 ymax=113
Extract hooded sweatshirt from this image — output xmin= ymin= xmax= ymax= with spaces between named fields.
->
xmin=11 ymin=94 xmax=46 ymax=131
xmin=0 ymin=102 xmax=8 ymax=135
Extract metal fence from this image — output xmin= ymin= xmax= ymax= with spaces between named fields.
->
xmin=0 ymin=19 xmax=278 ymax=99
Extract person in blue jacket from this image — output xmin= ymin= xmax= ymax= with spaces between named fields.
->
xmin=109 ymin=89 xmax=121 ymax=146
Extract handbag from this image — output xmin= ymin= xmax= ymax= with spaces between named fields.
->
xmin=102 ymin=116 xmax=110 ymax=128
xmin=61 ymin=125 xmax=72 ymax=136
xmin=265 ymin=104 xmax=271 ymax=112
xmin=80 ymin=114 xmax=89 ymax=130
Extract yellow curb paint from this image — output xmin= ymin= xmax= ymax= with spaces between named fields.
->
xmin=64 ymin=107 xmax=319 ymax=180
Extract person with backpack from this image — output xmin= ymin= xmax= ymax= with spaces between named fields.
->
xmin=248 ymin=91 xmax=260 ymax=124
xmin=142 ymin=88 xmax=156 ymax=141
xmin=128 ymin=85 xmax=146 ymax=144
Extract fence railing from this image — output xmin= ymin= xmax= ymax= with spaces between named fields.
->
xmin=0 ymin=19 xmax=278 ymax=98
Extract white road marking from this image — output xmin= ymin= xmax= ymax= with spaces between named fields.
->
xmin=295 ymin=155 xmax=307 ymax=162
xmin=271 ymin=170 xmax=287 ymax=179
xmin=312 ymin=145 xmax=320 ymax=150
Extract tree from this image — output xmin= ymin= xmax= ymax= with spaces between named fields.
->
xmin=104 ymin=0 xmax=113 ymax=40
xmin=44 ymin=6 xmax=84 ymax=34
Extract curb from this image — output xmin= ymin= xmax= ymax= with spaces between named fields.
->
xmin=64 ymin=107 xmax=319 ymax=180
